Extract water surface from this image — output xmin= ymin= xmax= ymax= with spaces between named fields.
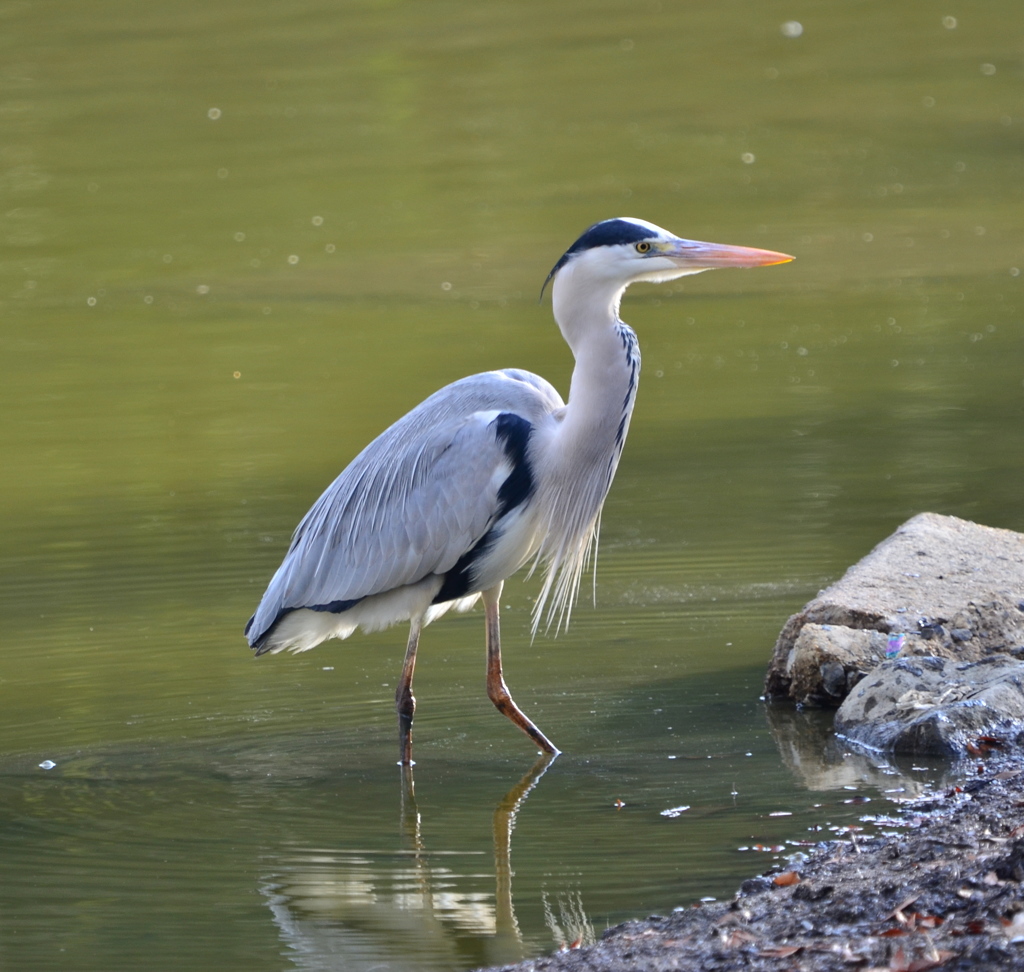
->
xmin=1 ymin=1 xmax=1022 ymax=969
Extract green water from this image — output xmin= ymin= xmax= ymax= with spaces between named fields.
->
xmin=1 ymin=1 xmax=1022 ymax=968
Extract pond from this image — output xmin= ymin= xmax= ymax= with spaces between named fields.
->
xmin=1 ymin=1 xmax=1021 ymax=969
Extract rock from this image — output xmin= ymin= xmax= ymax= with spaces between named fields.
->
xmin=781 ymin=623 xmax=891 ymax=706
xmin=765 ymin=513 xmax=1024 ymax=706
xmin=835 ymin=654 xmax=1024 ymax=756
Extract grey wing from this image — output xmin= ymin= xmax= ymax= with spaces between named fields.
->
xmin=245 ymin=369 xmax=563 ymax=645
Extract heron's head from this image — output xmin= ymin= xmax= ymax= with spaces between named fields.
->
xmin=542 ymin=217 xmax=793 ymax=299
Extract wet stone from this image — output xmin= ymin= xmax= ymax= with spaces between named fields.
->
xmin=738 ymin=876 xmax=772 ymax=896
xmin=791 ymin=881 xmax=833 ymax=902
xmin=993 ymin=839 xmax=1024 ymax=882
xmin=835 ymin=654 xmax=1024 ymax=756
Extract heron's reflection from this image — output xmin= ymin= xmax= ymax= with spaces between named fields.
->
xmin=263 ymin=753 xmax=569 ymax=971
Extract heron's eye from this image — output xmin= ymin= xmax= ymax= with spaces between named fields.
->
xmin=635 ymin=241 xmax=652 ymax=253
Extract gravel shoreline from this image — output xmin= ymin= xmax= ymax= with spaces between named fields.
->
xmin=481 ymin=759 xmax=1024 ymax=972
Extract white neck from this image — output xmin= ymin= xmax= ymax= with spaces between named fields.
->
xmin=550 ymin=260 xmax=637 ymax=445
xmin=527 ymin=257 xmax=641 ymax=634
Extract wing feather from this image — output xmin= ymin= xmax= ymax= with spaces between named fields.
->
xmin=246 ymin=370 xmax=563 ymax=645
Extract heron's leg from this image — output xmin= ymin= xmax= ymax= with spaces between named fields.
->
xmin=396 ymin=618 xmax=422 ymax=766
xmin=482 ymin=585 xmax=560 ymax=756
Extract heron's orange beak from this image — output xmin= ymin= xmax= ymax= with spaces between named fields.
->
xmin=660 ymin=238 xmax=795 ymax=270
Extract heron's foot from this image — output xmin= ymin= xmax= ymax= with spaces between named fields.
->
xmin=488 ymin=683 xmax=560 ymax=756
xmin=525 ymin=723 xmax=560 ymax=757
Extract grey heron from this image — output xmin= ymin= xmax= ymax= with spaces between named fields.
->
xmin=245 ymin=217 xmax=793 ymax=764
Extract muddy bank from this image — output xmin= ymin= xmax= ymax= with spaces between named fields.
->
xmin=481 ymin=761 xmax=1024 ymax=972
xmin=477 ymin=515 xmax=1024 ymax=971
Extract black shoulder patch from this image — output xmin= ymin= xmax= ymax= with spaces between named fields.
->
xmin=433 ymin=412 xmax=536 ymax=605
xmin=492 ymin=412 xmax=535 ymax=518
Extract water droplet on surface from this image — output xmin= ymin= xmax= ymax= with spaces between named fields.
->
xmin=942 ymin=16 xmax=957 ymax=29
xmin=741 ymin=152 xmax=755 ymax=164
xmin=781 ymin=20 xmax=803 ymax=37
xmin=287 ymin=254 xmax=299 ymax=264
xmin=207 ymin=107 xmax=221 ymax=119
xmin=39 ymin=760 xmax=56 ymax=770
